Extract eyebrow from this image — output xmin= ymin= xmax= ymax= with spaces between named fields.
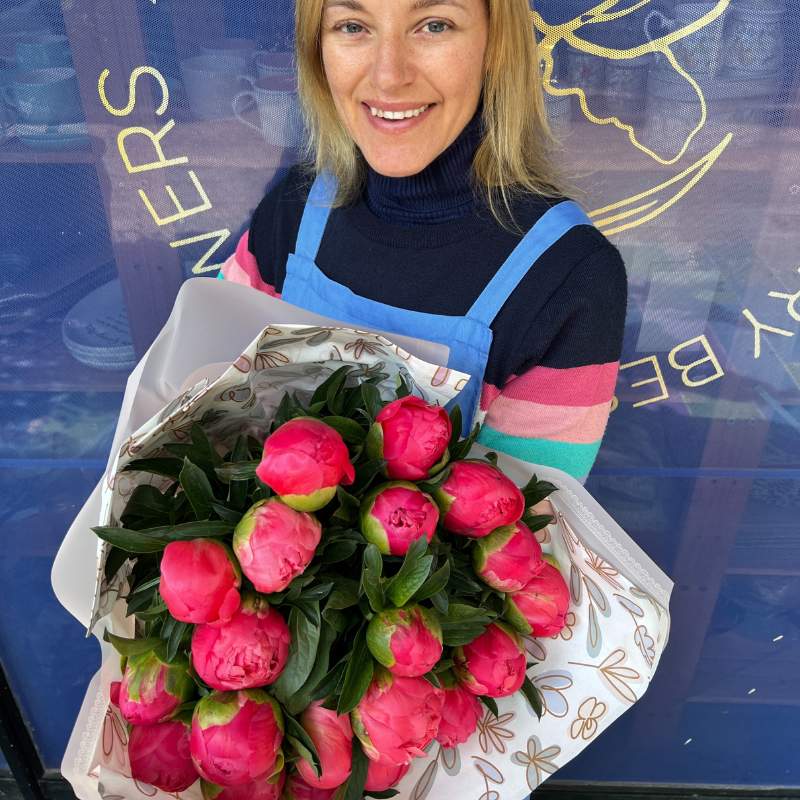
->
xmin=323 ymin=0 xmax=466 ymax=11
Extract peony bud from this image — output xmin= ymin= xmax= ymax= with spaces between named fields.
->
xmin=159 ymin=538 xmax=241 ymax=624
xmin=200 ymin=771 xmax=285 ymax=800
xmin=473 ymin=521 xmax=544 ymax=593
xmin=118 ymin=650 xmax=194 ymax=725
xmin=436 ymin=683 xmax=482 ymax=748
xmin=190 ymin=689 xmax=283 ymax=786
xmin=283 ymin=773 xmax=338 ymax=800
xmin=233 ymin=498 xmax=321 ymax=594
xmin=296 ymin=701 xmax=353 ymax=789
xmin=192 ymin=594 xmax=291 ymax=691
xmin=129 ymin=718 xmax=198 ymax=793
xmin=454 ymin=622 xmax=526 ymax=698
xmin=368 ymin=396 xmax=451 ymax=480
xmin=366 ymin=605 xmax=443 ymax=678
xmin=256 ymin=416 xmax=354 ymax=511
xmin=351 ymin=670 xmax=444 ymax=766
xmin=364 ymin=758 xmax=410 ymax=792
xmin=433 ymin=460 xmax=524 ymax=538
xmin=360 ymin=482 xmax=439 ymax=556
xmin=506 ymin=562 xmax=570 ymax=637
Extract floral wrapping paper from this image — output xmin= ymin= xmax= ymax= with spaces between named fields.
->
xmin=58 ymin=279 xmax=671 ymax=800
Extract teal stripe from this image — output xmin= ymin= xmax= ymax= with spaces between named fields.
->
xmin=476 ymin=423 xmax=601 ymax=479
xmin=217 ymin=271 xmax=225 ymax=280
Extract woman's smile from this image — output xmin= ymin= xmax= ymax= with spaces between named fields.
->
xmin=321 ymin=0 xmax=488 ymax=177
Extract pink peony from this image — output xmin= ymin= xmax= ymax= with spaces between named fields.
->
xmin=454 ymin=623 xmax=526 ymax=698
xmin=360 ymin=482 xmax=439 ymax=556
xmin=436 ymin=684 xmax=482 ymax=748
xmin=506 ymin=562 xmax=570 ymax=637
xmin=433 ymin=460 xmax=524 ymax=538
xmin=233 ymin=498 xmax=321 ymax=593
xmin=192 ymin=595 xmax=291 ymax=690
xmin=159 ymin=538 xmax=241 ymax=624
xmin=190 ymin=690 xmax=283 ymax=787
xmin=129 ymin=718 xmax=198 ymax=793
xmin=369 ymin=396 xmax=451 ymax=480
xmin=366 ymin=605 xmax=443 ymax=678
xmin=283 ymin=773 xmax=338 ymax=800
xmin=110 ymin=680 xmax=121 ymax=707
xmin=200 ymin=771 xmax=285 ymax=800
xmin=351 ymin=670 xmax=444 ymax=766
xmin=296 ymin=701 xmax=353 ymax=789
xmin=473 ymin=521 xmax=544 ymax=592
xmin=364 ymin=758 xmax=410 ymax=792
xmin=118 ymin=650 xmax=194 ymax=725
xmin=256 ymin=416 xmax=354 ymax=511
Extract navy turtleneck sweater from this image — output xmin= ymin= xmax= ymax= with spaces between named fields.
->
xmin=247 ymin=106 xmax=626 ymax=388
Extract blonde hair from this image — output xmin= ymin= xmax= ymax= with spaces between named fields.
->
xmin=294 ymin=0 xmax=584 ymax=235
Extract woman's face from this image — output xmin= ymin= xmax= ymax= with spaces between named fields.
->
xmin=320 ymin=0 xmax=489 ymax=178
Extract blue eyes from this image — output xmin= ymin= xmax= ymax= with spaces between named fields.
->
xmin=335 ymin=20 xmax=451 ymax=36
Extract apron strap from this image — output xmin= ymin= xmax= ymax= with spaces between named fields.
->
xmin=294 ymin=170 xmax=338 ymax=261
xmin=466 ymin=200 xmax=594 ymax=326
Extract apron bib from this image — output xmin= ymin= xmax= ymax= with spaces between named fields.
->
xmin=280 ymin=169 xmax=593 ymax=437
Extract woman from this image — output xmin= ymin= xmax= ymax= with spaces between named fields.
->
xmin=219 ymin=0 xmax=627 ymax=485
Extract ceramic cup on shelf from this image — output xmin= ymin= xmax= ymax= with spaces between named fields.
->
xmin=253 ymin=50 xmax=295 ymax=80
xmin=15 ymin=33 xmax=72 ymax=69
xmin=2 ymin=66 xmax=83 ymax=125
xmin=232 ymin=72 xmax=304 ymax=148
xmin=200 ymin=38 xmax=257 ymax=74
xmin=179 ymin=54 xmax=252 ymax=120
xmin=645 ymin=2 xmax=729 ymax=77
xmin=721 ymin=0 xmax=785 ymax=78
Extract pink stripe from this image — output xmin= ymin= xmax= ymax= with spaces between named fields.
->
xmin=479 ymin=382 xmax=502 ymax=411
xmin=484 ymin=395 xmax=613 ymax=444
xmin=499 ymin=362 xmax=619 ymax=407
xmin=221 ymin=231 xmax=281 ymax=297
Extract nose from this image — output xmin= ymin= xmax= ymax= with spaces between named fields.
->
xmin=370 ymin=32 xmax=415 ymax=92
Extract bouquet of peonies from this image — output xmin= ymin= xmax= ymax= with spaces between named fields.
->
xmin=53 ymin=279 xmax=672 ymax=800
xmin=94 ymin=371 xmax=573 ymax=800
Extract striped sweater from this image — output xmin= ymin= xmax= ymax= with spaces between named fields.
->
xmin=219 ymin=109 xmax=627 ymax=484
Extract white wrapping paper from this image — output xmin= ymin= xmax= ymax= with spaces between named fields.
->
xmin=52 ymin=278 xmax=672 ymax=800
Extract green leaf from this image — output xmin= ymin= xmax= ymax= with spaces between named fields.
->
xmin=321 ymin=540 xmax=359 ymax=564
xmin=288 ymin=622 xmax=338 ymax=716
xmin=439 ymin=603 xmax=496 ymax=646
xmin=179 ymin=458 xmax=215 ymax=520
xmin=521 ymin=475 xmax=559 ymax=509
xmin=214 ymin=461 xmax=258 ymax=482
xmin=337 ymin=626 xmax=374 ymax=715
xmin=365 ymin=792 xmax=399 ymax=799
xmin=120 ymin=484 xmax=174 ymax=527
xmin=431 ymin=590 xmax=449 ymax=616
xmin=272 ymin=605 xmax=322 ymax=704
xmin=450 ymin=422 xmax=481 ymax=461
xmin=332 ymin=485 xmax=361 ymax=524
xmin=227 ymin=435 xmax=252 ymax=508
xmin=103 ymin=547 xmax=129 ymax=583
xmin=325 ymin=580 xmax=360 ymax=612
xmin=360 ymin=384 xmax=384 ymax=421
xmin=422 ymin=671 xmax=441 ymax=688
xmin=122 ymin=457 xmax=183 ymax=480
xmin=520 ymin=512 xmax=556 ymax=532
xmin=386 ymin=537 xmax=433 ymax=608
xmin=479 ymin=695 xmax=499 ymax=718
xmin=93 ymin=519 xmax=234 ymax=554
xmin=484 ymin=451 xmax=498 ymax=465
xmin=395 ymin=373 xmax=411 ymax=399
xmin=361 ymin=544 xmax=385 ymax=613
xmin=166 ymin=620 xmax=191 ymax=662
xmin=311 ymin=365 xmax=353 ymax=407
xmin=310 ymin=657 xmax=348 ymax=704
xmin=132 ymin=599 xmax=168 ymax=621
xmin=342 ymin=735 xmax=370 ymax=800
xmin=351 ymin=458 xmax=386 ymax=495
xmin=412 ymin=560 xmax=450 ymax=602
xmin=521 ymin=676 xmax=544 ymax=720
xmin=285 ymin=714 xmax=322 ymax=777
xmin=210 ymin=502 xmax=243 ymax=523
xmin=448 ymin=404 xmax=462 ymax=450
xmin=103 ymin=629 xmax=162 ymax=657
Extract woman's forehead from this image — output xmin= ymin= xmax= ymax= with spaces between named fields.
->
xmin=322 ymin=0 xmax=472 ymax=13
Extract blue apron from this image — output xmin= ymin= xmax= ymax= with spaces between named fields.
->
xmin=226 ymin=169 xmax=593 ymax=437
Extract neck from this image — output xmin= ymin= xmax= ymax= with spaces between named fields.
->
xmin=362 ymin=99 xmax=485 ymax=225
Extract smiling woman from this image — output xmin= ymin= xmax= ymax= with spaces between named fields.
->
xmin=219 ymin=0 xmax=628 ymax=486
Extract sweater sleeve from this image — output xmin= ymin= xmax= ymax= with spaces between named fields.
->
xmin=217 ymin=229 xmax=281 ymax=297
xmin=475 ymin=245 xmax=627 ymax=485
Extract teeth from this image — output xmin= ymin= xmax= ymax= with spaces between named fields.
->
xmin=369 ymin=104 xmax=429 ymax=119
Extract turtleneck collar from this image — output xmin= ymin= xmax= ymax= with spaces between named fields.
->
xmin=362 ymin=97 xmax=485 ymax=225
